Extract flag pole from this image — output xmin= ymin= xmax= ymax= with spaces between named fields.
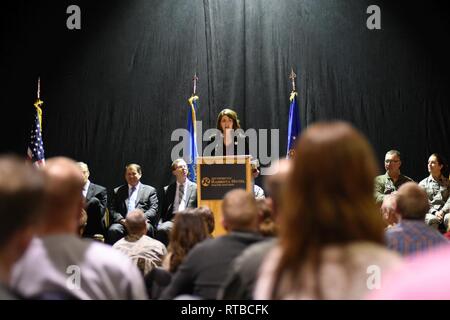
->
xmin=192 ymin=73 xmax=198 ymax=96
xmin=35 ymin=77 xmax=43 ymax=107
xmin=37 ymin=77 xmax=40 ymax=99
xmin=187 ymin=73 xmax=199 ymax=182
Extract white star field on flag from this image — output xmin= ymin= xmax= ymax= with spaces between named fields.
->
xmin=27 ymin=112 xmax=45 ymax=166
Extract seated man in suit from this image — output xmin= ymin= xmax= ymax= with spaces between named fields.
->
xmin=77 ymin=162 xmax=107 ymax=237
xmin=156 ymin=159 xmax=197 ymax=246
xmin=107 ymin=163 xmax=159 ymax=245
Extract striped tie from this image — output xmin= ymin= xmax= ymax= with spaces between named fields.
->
xmin=178 ymin=184 xmax=185 ymax=207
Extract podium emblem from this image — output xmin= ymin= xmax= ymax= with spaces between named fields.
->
xmin=201 ymin=177 xmax=211 ymax=187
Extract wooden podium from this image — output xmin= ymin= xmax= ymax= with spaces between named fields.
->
xmin=196 ymin=156 xmax=252 ymax=237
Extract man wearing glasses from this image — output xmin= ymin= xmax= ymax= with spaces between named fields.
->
xmin=156 ymin=158 xmax=198 ymax=246
xmin=375 ymin=150 xmax=413 ymax=204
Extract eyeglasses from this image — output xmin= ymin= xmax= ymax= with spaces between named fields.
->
xmin=385 ymin=160 xmax=400 ymax=164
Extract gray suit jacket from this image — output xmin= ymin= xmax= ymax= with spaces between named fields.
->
xmin=110 ymin=183 xmax=159 ymax=227
xmin=84 ymin=182 xmax=107 ymax=236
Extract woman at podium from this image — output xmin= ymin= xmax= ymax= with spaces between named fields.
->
xmin=209 ymin=108 xmax=249 ymax=156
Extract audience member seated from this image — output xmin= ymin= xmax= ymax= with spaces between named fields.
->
xmin=374 ymin=150 xmax=413 ymax=204
xmin=162 ymin=210 xmax=210 ymax=273
xmin=156 ymin=159 xmax=197 ymax=246
xmin=107 ymin=163 xmax=159 ymax=245
xmin=145 ymin=211 xmax=208 ymax=299
xmin=380 ymin=194 xmax=399 ymax=228
xmin=11 ymin=157 xmax=148 ymax=300
xmin=77 ymin=162 xmax=107 ymax=238
xmin=419 ymin=153 xmax=450 ymax=231
xmin=217 ymin=159 xmax=291 ymax=300
xmin=78 ymin=209 xmax=88 ymax=236
xmin=0 ymin=156 xmax=45 ymax=300
xmin=194 ymin=206 xmax=215 ymax=236
xmin=254 ymin=121 xmax=402 ymax=299
xmin=385 ymin=182 xmax=448 ymax=256
xmin=161 ymin=189 xmax=264 ymax=300
xmin=256 ymin=199 xmax=275 ymax=237
xmin=113 ymin=209 xmax=167 ymax=276
xmin=145 ymin=266 xmax=173 ymax=300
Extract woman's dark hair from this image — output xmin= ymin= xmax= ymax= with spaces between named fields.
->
xmin=430 ymin=153 xmax=449 ymax=178
xmin=192 ymin=206 xmax=215 ymax=235
xmin=216 ymin=109 xmax=241 ymax=132
xmin=256 ymin=199 xmax=276 ymax=237
xmin=167 ymin=211 xmax=209 ymax=273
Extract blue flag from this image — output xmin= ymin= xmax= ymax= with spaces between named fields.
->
xmin=27 ymin=99 xmax=46 ymax=167
xmin=187 ymin=95 xmax=199 ymax=182
xmin=286 ymin=91 xmax=300 ymax=158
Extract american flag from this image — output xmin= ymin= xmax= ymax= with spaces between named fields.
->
xmin=27 ymin=101 xmax=45 ymax=167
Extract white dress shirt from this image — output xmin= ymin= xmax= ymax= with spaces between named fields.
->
xmin=82 ymin=180 xmax=91 ymax=198
xmin=128 ymin=182 xmax=141 ymax=212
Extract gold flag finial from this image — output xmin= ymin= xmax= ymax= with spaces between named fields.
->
xmin=289 ymin=68 xmax=297 ymax=92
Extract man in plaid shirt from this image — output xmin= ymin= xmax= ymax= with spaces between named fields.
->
xmin=385 ymin=182 xmax=448 ymax=256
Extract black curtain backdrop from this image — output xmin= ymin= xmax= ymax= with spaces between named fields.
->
xmin=1 ymin=0 xmax=449 ymax=195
